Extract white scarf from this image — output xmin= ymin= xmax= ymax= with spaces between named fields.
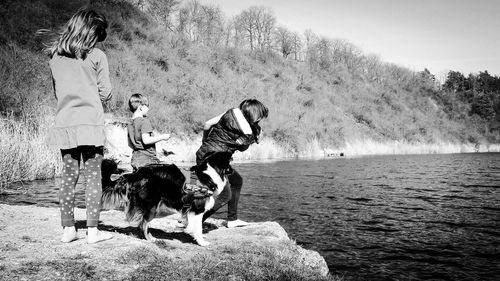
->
xmin=232 ymin=108 xmax=252 ymax=135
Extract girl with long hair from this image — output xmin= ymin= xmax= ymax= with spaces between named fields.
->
xmin=43 ymin=9 xmax=113 ymax=243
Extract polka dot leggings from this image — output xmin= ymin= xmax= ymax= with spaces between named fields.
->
xmin=59 ymin=146 xmax=103 ymax=227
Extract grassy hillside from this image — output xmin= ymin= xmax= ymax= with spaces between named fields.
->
xmin=1 ymin=0 xmax=499 ymax=185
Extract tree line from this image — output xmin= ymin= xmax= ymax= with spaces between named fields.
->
xmin=133 ymin=0 xmax=363 ymax=64
xmin=441 ymin=70 xmax=500 ymax=124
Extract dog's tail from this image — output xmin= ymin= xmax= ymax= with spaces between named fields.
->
xmin=101 ymin=158 xmax=128 ymax=210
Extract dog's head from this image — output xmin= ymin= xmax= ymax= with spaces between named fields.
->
xmin=101 ymin=158 xmax=126 ymax=186
xmin=191 ymin=152 xmax=233 ymax=192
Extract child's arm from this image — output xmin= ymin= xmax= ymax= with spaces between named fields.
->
xmin=202 ymin=113 xmax=224 ymax=141
xmin=142 ymin=132 xmax=170 ymax=145
xmin=96 ymin=50 xmax=112 ymax=102
xmin=204 ymin=113 xmax=224 ymax=130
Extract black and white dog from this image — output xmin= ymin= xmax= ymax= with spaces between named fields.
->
xmin=101 ymin=152 xmax=232 ymax=246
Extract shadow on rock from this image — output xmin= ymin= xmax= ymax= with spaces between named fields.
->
xmin=75 ymin=220 xmax=219 ymax=245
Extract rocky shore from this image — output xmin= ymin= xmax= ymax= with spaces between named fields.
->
xmin=0 ymin=204 xmax=331 ymax=280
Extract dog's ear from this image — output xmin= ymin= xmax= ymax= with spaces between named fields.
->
xmin=102 ymin=158 xmax=121 ymax=174
xmin=190 ymin=162 xmax=212 ymax=187
xmin=190 ymin=162 xmax=207 ymax=173
xmin=116 ymin=168 xmax=127 ymax=174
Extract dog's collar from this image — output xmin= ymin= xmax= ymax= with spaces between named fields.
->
xmin=182 ymin=183 xmax=213 ymax=197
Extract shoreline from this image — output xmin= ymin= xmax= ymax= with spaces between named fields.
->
xmin=105 ymin=122 xmax=500 ymax=164
xmin=2 ymin=118 xmax=500 ymax=187
xmin=0 ymin=203 xmax=334 ymax=280
xmin=105 ymin=125 xmax=500 ymax=163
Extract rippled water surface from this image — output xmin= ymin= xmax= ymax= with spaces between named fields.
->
xmin=2 ymin=153 xmax=500 ymax=280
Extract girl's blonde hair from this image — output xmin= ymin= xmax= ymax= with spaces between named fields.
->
xmin=42 ymin=9 xmax=107 ymax=59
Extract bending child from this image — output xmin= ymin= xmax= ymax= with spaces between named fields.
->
xmin=127 ymin=93 xmax=170 ymax=171
xmin=197 ymin=99 xmax=268 ymax=227
xmin=43 ymin=9 xmax=113 ymax=243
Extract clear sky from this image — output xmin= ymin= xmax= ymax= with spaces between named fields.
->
xmin=201 ymin=0 xmax=500 ymax=78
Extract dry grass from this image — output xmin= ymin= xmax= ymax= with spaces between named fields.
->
xmin=120 ymin=242 xmax=341 ymax=281
xmin=0 ymin=117 xmax=61 ymax=188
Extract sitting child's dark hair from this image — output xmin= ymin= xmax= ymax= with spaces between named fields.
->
xmin=239 ymin=99 xmax=268 ymax=124
xmin=128 ymin=93 xmax=149 ymax=112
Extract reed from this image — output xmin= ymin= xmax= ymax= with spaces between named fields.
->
xmin=0 ymin=117 xmax=61 ymax=188
xmin=101 ymin=122 xmax=500 ymax=166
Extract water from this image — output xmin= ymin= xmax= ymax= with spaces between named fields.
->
xmin=2 ymin=153 xmax=500 ymax=280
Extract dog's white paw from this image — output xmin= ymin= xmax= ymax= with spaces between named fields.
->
xmin=184 ymin=229 xmax=207 ymax=239
xmin=146 ymin=233 xmax=157 ymax=242
xmin=195 ymin=238 xmax=210 ymax=247
xmin=185 ymin=230 xmax=209 ymax=246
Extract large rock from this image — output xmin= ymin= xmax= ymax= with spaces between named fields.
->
xmin=0 ymin=204 xmax=330 ymax=279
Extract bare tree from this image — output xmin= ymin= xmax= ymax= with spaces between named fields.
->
xmin=237 ymin=6 xmax=275 ymax=51
xmin=361 ymin=54 xmax=382 ymax=80
xmin=177 ymin=0 xmax=202 ymax=41
xmin=223 ymin=16 xmax=244 ymax=48
xmin=330 ymin=39 xmax=363 ymax=71
xmin=236 ymin=7 xmax=257 ymax=50
xmin=199 ymin=4 xmax=224 ymax=46
xmin=148 ymin=0 xmax=180 ymax=31
xmin=304 ymin=29 xmax=319 ymax=62
xmin=259 ymin=8 xmax=276 ymax=51
xmin=290 ymin=31 xmax=303 ymax=61
xmin=317 ymin=37 xmax=332 ymax=70
xmin=177 ymin=0 xmax=224 ymax=46
xmin=273 ymin=26 xmax=293 ymax=58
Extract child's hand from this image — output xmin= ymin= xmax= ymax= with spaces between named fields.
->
xmin=256 ymin=128 xmax=263 ymax=143
xmin=161 ymin=133 xmax=171 ymax=141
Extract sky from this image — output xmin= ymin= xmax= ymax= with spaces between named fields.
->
xmin=201 ymin=0 xmax=500 ymax=79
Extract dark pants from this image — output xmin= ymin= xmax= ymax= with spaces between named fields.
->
xmin=203 ymin=170 xmax=243 ymax=222
xmin=131 ymin=151 xmax=159 ymax=172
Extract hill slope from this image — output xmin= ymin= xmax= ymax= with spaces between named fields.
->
xmin=0 ymin=0 xmax=499 ymax=184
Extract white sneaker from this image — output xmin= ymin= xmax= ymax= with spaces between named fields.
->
xmin=227 ymin=219 xmax=249 ymax=228
xmin=87 ymin=228 xmax=113 ymax=244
